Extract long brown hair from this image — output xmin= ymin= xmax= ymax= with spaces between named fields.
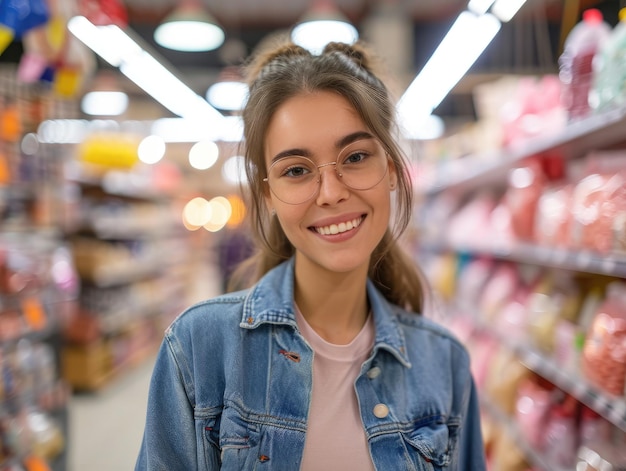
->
xmin=230 ymin=38 xmax=426 ymax=314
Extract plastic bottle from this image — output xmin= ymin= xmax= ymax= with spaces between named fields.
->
xmin=558 ymin=9 xmax=611 ymax=120
xmin=590 ymin=8 xmax=626 ymax=112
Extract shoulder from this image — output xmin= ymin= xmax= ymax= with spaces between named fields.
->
xmin=165 ymin=290 xmax=249 ymax=340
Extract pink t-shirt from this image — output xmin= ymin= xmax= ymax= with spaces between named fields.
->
xmin=295 ymin=306 xmax=376 ymax=471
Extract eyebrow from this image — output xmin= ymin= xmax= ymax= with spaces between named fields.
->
xmin=269 ymin=131 xmax=375 ymax=163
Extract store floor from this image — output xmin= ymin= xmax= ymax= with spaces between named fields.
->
xmin=68 ymin=354 xmax=155 ymax=471
xmin=66 ymin=260 xmax=223 ymax=471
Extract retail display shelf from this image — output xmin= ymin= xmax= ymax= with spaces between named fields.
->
xmin=421 ymin=104 xmax=626 ymax=195
xmin=470 ymin=316 xmax=626 ymax=433
xmin=99 ymin=300 xmax=170 ymax=335
xmin=513 ymin=342 xmax=626 ymax=433
xmin=79 ymin=258 xmax=163 ymax=288
xmin=425 ymin=240 xmax=626 ymax=278
xmin=480 ymin=399 xmax=572 ymax=471
xmin=86 ymin=218 xmax=177 ymax=240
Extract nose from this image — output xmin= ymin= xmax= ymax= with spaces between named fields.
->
xmin=315 ymin=162 xmax=349 ymax=205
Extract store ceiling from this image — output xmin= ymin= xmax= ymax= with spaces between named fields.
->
xmin=115 ymin=0 xmax=619 ymax=120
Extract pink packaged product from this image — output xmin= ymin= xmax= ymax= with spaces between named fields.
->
xmin=494 ymin=287 xmax=531 ymax=345
xmin=582 ymin=282 xmax=626 ymax=396
xmin=500 ymin=75 xmax=567 ymax=147
xmin=478 ymin=262 xmax=520 ymax=321
xmin=553 ymin=319 xmax=583 ymax=373
xmin=504 ymin=158 xmax=547 ymax=242
xmin=571 ymin=171 xmax=626 ymax=254
xmin=515 ymin=376 xmax=554 ymax=449
xmin=543 ymin=395 xmax=579 ymax=469
xmin=534 ymin=183 xmax=574 ymax=247
xmin=456 ymin=257 xmax=495 ymax=308
xmin=465 ymin=332 xmax=499 ymax=389
xmin=446 ymin=192 xmax=498 ymax=249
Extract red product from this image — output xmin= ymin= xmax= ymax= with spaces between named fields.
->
xmin=582 ymin=282 xmax=626 ymax=395
xmin=534 ymin=183 xmax=574 ymax=247
xmin=504 ymin=158 xmax=546 ymax=241
xmin=571 ymin=172 xmax=626 ymax=253
xmin=558 ymin=9 xmax=612 ymax=120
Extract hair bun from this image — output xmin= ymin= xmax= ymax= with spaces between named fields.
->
xmin=246 ymin=42 xmax=310 ymax=83
xmin=322 ymin=41 xmax=371 ymax=70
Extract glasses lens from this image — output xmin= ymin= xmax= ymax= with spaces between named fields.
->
xmin=265 ymin=139 xmax=389 ymax=204
xmin=337 ymin=139 xmax=388 ymax=190
xmin=267 ymin=156 xmax=320 ymax=204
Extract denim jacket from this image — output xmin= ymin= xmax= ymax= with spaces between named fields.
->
xmin=135 ymin=258 xmax=486 ymax=470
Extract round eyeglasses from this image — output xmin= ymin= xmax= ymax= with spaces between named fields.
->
xmin=263 ymin=138 xmax=389 ymax=205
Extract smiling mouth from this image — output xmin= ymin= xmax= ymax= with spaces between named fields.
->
xmin=312 ymin=216 xmax=365 ymax=235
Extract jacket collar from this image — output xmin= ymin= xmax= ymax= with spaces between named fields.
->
xmin=240 ymin=258 xmax=411 ymax=368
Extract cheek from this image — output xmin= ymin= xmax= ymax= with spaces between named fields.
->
xmin=274 ymin=205 xmax=306 ymax=235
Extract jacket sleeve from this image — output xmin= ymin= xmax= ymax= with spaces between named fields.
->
xmin=456 ymin=376 xmax=487 ymax=470
xmin=135 ymin=334 xmax=220 ymax=470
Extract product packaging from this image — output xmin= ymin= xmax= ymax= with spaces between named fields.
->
xmin=582 ymin=281 xmax=626 ymax=396
xmin=590 ymin=8 xmax=626 ymax=112
xmin=559 ymin=9 xmax=612 ymax=120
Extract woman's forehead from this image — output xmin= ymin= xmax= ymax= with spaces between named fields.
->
xmin=264 ymin=92 xmax=365 ymax=155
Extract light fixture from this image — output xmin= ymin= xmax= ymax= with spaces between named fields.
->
xmin=397 ymin=11 xmax=501 ymax=137
xmin=491 ymin=0 xmax=528 ymax=23
xmin=81 ymin=91 xmax=129 ymax=116
xmin=68 ymin=15 xmax=225 ymax=128
xmin=467 ymin=0 xmax=496 ymax=16
xmin=291 ymin=0 xmax=358 ymax=54
xmin=206 ymin=67 xmax=248 ymax=111
xmin=154 ymin=0 xmax=224 ymax=52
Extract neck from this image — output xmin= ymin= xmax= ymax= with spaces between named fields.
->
xmin=294 ymin=256 xmax=370 ymax=345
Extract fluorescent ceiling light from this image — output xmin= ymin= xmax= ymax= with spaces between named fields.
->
xmin=81 ymin=91 xmax=129 ymax=116
xmin=401 ymin=114 xmax=445 ymax=140
xmin=467 ymin=0 xmax=496 ymax=15
xmin=397 ymin=11 xmax=501 ymax=127
xmin=491 ymin=0 xmax=528 ymax=22
xmin=68 ymin=15 xmax=225 ymax=127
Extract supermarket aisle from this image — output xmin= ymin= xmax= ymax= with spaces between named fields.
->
xmin=67 ymin=354 xmax=155 ymax=471
xmin=66 ymin=261 xmax=224 ymax=471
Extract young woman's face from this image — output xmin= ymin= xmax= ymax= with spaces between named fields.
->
xmin=263 ymin=90 xmax=397 ymax=276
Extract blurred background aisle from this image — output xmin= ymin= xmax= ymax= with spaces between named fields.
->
xmin=68 ymin=356 xmax=154 ymax=471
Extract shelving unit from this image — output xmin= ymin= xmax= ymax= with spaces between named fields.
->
xmin=1 ymin=65 xmax=77 ymax=471
xmin=421 ymin=104 xmax=626 ymax=195
xmin=61 ymin=167 xmax=192 ymax=391
xmin=415 ymin=104 xmax=626 ymax=470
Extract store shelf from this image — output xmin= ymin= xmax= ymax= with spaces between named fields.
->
xmin=426 ymin=240 xmax=626 ymax=278
xmin=480 ymin=399 xmax=572 ymax=471
xmin=422 ymin=104 xmax=626 ymax=195
xmin=513 ymin=343 xmax=626 ymax=433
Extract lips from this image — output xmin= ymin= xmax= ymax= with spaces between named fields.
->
xmin=311 ymin=215 xmax=364 ymax=235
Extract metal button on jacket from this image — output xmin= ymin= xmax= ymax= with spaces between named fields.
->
xmin=367 ymin=366 xmax=381 ymax=379
xmin=373 ymin=403 xmax=389 ymax=418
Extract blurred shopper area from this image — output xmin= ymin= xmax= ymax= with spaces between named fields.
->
xmin=1 ymin=0 xmax=626 ymax=470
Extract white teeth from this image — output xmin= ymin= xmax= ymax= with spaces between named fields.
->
xmin=315 ymin=217 xmax=363 ymax=235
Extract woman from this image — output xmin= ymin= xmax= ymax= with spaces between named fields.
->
xmin=135 ymin=39 xmax=485 ymax=470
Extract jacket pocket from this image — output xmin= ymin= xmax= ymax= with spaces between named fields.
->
xmin=203 ymin=412 xmax=222 ymax=449
xmin=402 ymin=416 xmax=460 ymax=470
xmin=218 ymin=407 xmax=262 ymax=470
